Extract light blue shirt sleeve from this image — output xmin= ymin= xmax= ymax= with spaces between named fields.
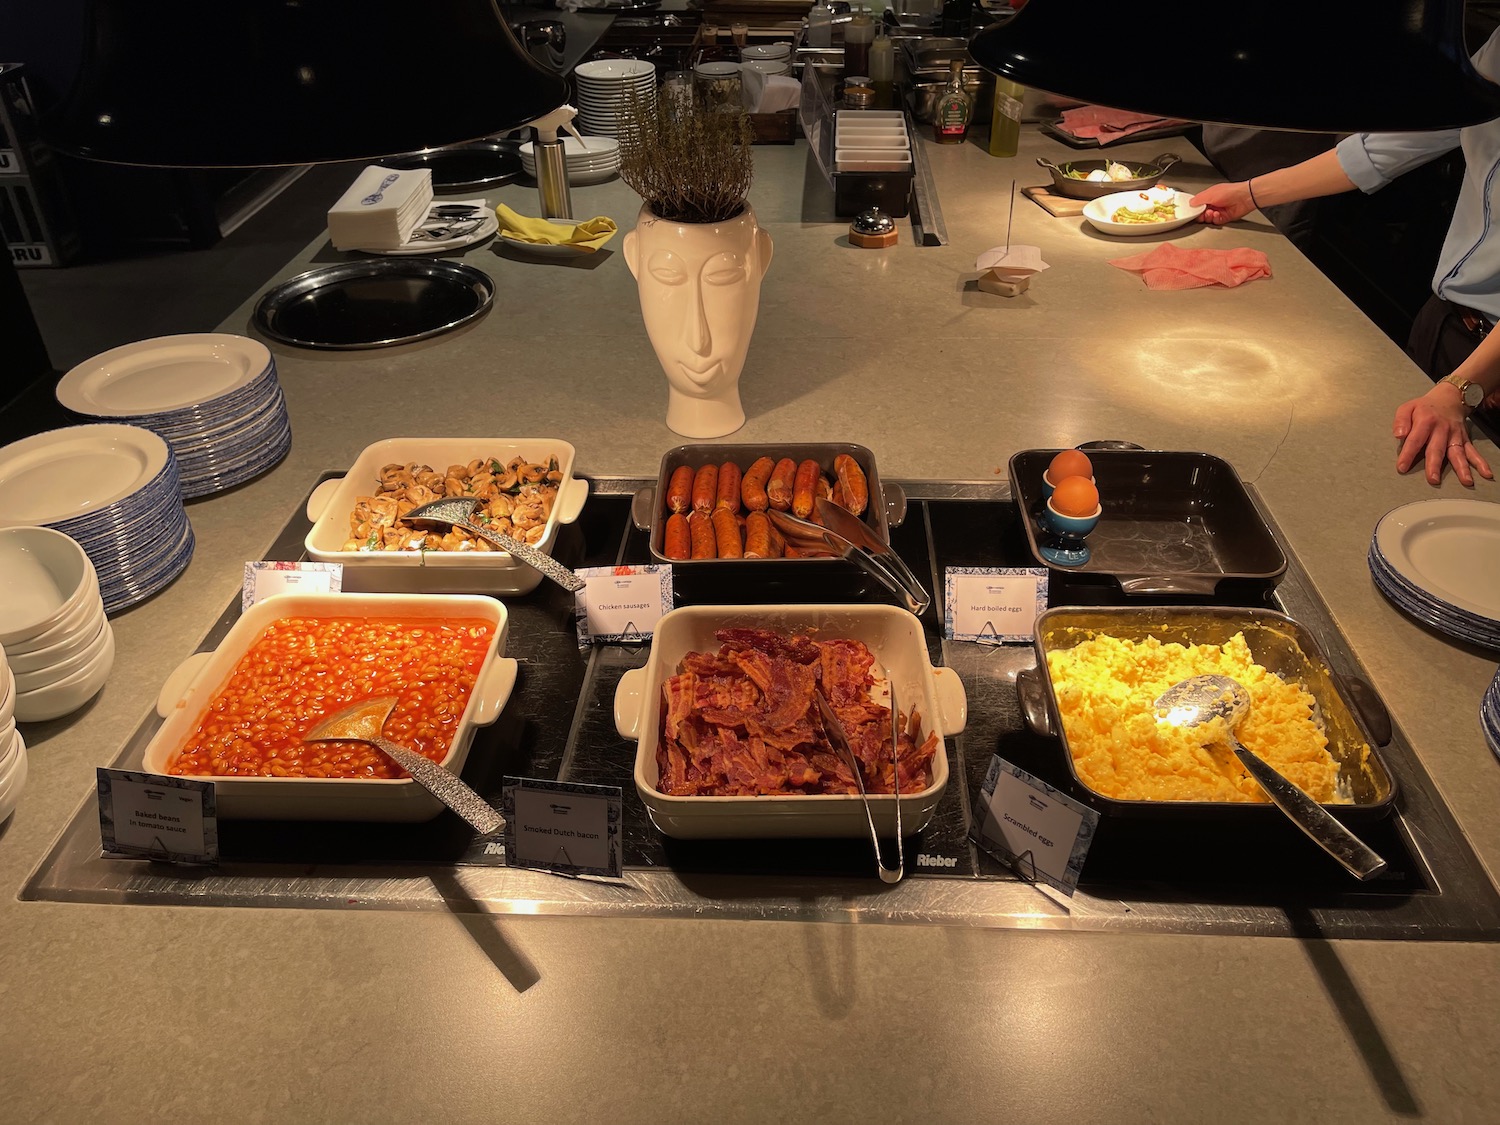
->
xmin=1336 ymin=128 xmax=1462 ymax=193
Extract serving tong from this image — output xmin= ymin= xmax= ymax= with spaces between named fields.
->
xmin=768 ymin=497 xmax=930 ymax=615
xmin=814 ymin=660 xmax=904 ymax=882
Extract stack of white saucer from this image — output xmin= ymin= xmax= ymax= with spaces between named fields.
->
xmin=0 ymin=527 xmax=114 ymax=725
xmin=573 ymin=59 xmax=657 ymax=137
xmin=327 ymin=165 xmax=436 ymax=251
xmin=0 ymin=644 xmax=25 ymax=825
xmin=518 ymin=135 xmax=621 ymax=185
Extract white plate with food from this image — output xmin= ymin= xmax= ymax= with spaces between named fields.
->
xmin=1083 ymin=188 xmax=1205 ymax=236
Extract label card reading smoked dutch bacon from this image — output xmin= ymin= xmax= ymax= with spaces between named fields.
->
xmin=97 ymin=768 xmax=219 ymax=865
xmin=501 ymin=776 xmax=623 ymax=879
xmin=944 ymin=567 xmax=1048 ymax=643
xmin=970 ymin=756 xmax=1097 ymax=896
xmin=573 ymin=565 xmax=673 ymax=645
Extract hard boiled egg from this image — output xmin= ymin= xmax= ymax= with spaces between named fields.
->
xmin=1046 ymin=448 xmax=1093 ymax=486
xmin=1050 ymin=475 xmax=1100 ymax=518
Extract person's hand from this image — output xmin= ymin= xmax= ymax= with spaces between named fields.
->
xmin=1393 ymin=384 xmax=1494 ymax=486
xmin=1191 ymin=182 xmax=1254 ymax=226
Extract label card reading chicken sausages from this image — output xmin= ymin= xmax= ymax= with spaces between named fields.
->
xmin=971 ymin=757 xmax=1097 ymax=896
xmin=573 ymin=565 xmax=673 ymax=645
xmin=944 ymin=567 xmax=1048 ymax=644
xmin=97 ymin=768 xmax=219 ymax=865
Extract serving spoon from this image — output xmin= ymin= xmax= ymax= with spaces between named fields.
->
xmin=1154 ymin=674 xmax=1387 ymax=881
xmin=403 ymin=496 xmax=586 ymax=593
xmin=303 ymin=696 xmax=504 ymax=836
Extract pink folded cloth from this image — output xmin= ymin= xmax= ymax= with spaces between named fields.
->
xmin=1057 ymin=105 xmax=1189 ymax=143
xmin=1109 ymin=244 xmax=1272 ymax=290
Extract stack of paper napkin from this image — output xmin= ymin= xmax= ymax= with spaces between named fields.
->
xmin=327 ymin=166 xmax=435 ymax=251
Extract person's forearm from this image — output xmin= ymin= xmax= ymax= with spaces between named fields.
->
xmin=1447 ymin=327 xmax=1500 ymax=395
xmin=1248 ymin=150 xmax=1357 ymax=208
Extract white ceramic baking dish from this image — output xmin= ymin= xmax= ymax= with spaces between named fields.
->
xmin=614 ymin=603 xmax=967 ymax=839
xmin=142 ymin=592 xmax=517 ymax=821
xmin=304 ymin=437 xmax=589 ymax=595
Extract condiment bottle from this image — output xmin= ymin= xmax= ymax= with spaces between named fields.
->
xmin=933 ymin=59 xmax=972 ymax=144
xmin=843 ymin=6 xmax=874 ymax=81
xmin=868 ymin=24 xmax=895 ymax=109
xmin=808 ymin=0 xmax=833 ymax=48
xmin=987 ymin=77 xmax=1024 ymax=157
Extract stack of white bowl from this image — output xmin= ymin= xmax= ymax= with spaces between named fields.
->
xmin=573 ymin=59 xmax=657 ymax=137
xmin=518 ymin=135 xmax=621 ymax=185
xmin=0 ymin=527 xmax=115 ymax=724
xmin=0 ymin=644 xmax=25 ymax=824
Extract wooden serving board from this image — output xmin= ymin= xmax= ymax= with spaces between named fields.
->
xmin=1022 ymin=185 xmax=1088 ymax=218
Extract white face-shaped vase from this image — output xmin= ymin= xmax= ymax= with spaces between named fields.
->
xmin=624 ymin=203 xmax=774 ymax=438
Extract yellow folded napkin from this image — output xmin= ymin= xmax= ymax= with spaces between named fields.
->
xmin=495 ymin=204 xmax=617 ymax=251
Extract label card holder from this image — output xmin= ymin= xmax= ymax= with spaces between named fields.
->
xmin=243 ymin=560 xmax=343 ymax=611
xmin=971 ymin=756 xmax=1098 ymax=895
xmin=97 ymin=768 xmax=218 ymax=865
xmin=501 ymin=776 xmax=623 ymax=879
xmin=944 ymin=566 xmax=1048 ymax=643
xmin=573 ymin=565 xmax=673 ymax=645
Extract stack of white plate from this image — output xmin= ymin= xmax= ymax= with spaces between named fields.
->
xmin=1367 ymin=498 xmax=1500 ymax=651
xmin=1483 ymin=667 xmax=1500 ymax=762
xmin=0 ymin=526 xmax=114 ymax=725
xmin=0 ymin=646 xmax=27 ymax=824
xmin=518 ymin=136 xmax=622 ymax=186
xmin=0 ymin=424 xmax=194 ymax=615
xmin=55 ymin=334 xmax=292 ymax=499
xmin=573 ymin=58 xmax=658 ymax=137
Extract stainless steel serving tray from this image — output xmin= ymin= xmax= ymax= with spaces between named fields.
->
xmin=630 ymin=442 xmax=907 ymax=603
xmin=383 ymin=139 xmax=524 ymax=192
xmin=253 ymin=259 xmax=495 ymax=350
xmin=1016 ymin=605 xmax=1398 ymax=822
xmin=1010 ymin=448 xmax=1288 ymax=597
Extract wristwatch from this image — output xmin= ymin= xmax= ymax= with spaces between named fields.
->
xmin=1442 ymin=372 xmax=1486 ymax=411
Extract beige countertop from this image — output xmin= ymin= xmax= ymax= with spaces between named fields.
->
xmin=5 ymin=130 xmax=1499 ymax=1124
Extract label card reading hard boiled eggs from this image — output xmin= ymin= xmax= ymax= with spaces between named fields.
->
xmin=573 ymin=565 xmax=673 ymax=645
xmin=97 ymin=768 xmax=218 ymax=865
xmin=242 ymin=560 xmax=343 ymax=611
xmin=971 ymin=756 xmax=1097 ymax=895
xmin=944 ymin=567 xmax=1048 ymax=643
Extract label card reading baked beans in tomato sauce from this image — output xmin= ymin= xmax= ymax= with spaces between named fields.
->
xmin=501 ymin=777 xmax=623 ymax=878
xmin=97 ymin=768 xmax=218 ymax=865
xmin=573 ymin=565 xmax=673 ymax=645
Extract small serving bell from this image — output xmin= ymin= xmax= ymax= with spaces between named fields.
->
xmin=849 ymin=206 xmax=898 ymax=248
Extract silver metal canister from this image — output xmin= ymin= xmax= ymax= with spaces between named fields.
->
xmin=533 ymin=136 xmax=573 ymax=219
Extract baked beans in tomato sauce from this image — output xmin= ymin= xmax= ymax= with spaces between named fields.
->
xmin=169 ymin=616 xmax=494 ymax=780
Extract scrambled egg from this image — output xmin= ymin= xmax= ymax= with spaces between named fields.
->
xmin=1045 ymin=632 xmax=1349 ymax=804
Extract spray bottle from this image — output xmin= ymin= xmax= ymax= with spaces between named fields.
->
xmin=521 ymin=103 xmax=586 ymax=220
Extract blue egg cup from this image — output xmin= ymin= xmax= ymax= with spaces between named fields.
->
xmin=1039 ymin=503 xmax=1101 ymax=567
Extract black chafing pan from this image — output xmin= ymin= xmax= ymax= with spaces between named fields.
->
xmin=630 ymin=442 xmax=905 ymax=604
xmin=1016 ymin=606 xmax=1398 ymax=822
xmin=1036 ymin=152 xmax=1181 ymax=199
xmin=1009 ymin=448 xmax=1287 ymax=597
xmin=383 ymin=140 xmax=523 ymax=192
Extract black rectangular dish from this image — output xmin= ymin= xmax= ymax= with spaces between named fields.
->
xmin=1015 ymin=605 xmax=1398 ymax=823
xmin=630 ymin=442 xmax=905 ymax=605
xmin=1009 ymin=448 xmax=1288 ymax=597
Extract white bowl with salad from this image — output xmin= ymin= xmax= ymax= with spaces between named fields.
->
xmin=1083 ymin=188 xmax=1206 ymax=237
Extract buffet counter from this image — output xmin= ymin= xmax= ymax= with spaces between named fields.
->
xmin=5 ymin=130 xmax=1499 ymax=1123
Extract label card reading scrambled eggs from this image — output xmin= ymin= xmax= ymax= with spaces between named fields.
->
xmin=944 ymin=567 xmax=1048 ymax=643
xmin=972 ymin=757 xmax=1097 ymax=895
xmin=97 ymin=768 xmax=218 ymax=865
xmin=573 ymin=565 xmax=673 ymax=645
